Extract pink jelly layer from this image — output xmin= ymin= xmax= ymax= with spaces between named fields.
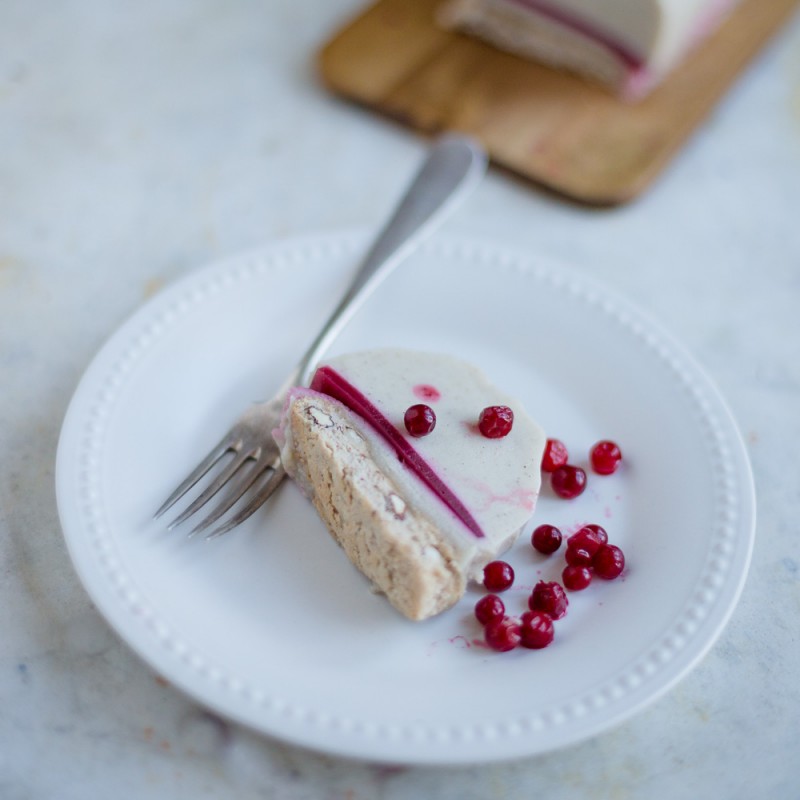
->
xmin=310 ymin=365 xmax=486 ymax=539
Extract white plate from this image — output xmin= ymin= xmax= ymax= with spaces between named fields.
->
xmin=56 ymin=231 xmax=755 ymax=764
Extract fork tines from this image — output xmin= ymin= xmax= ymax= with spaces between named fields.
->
xmin=155 ymin=437 xmax=284 ymax=539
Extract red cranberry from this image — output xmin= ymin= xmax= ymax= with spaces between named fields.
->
xmin=562 ymin=565 xmax=592 ymax=591
xmin=404 ymin=404 xmax=436 ymax=437
xmin=579 ymin=524 xmax=608 ymax=544
xmin=551 ymin=464 xmax=587 ymax=499
xmin=528 ymin=580 xmax=568 ymax=620
xmin=474 ymin=594 xmax=505 ymax=625
xmin=591 ymin=440 xmax=622 ymax=474
xmin=483 ymin=560 xmax=514 ymax=592
xmin=478 ymin=405 xmax=514 ymax=438
xmin=593 ymin=544 xmax=626 ymax=579
xmin=531 ymin=524 xmax=562 ymax=554
xmin=484 ymin=616 xmax=521 ymax=652
xmin=565 ymin=543 xmax=593 ymax=568
xmin=567 ymin=526 xmax=606 ymax=557
xmin=519 ymin=611 xmax=554 ymax=649
xmin=541 ymin=438 xmax=568 ymax=472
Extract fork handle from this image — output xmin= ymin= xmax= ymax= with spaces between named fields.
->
xmin=291 ymin=135 xmax=487 ymax=388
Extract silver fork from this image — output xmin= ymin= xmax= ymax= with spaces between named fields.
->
xmin=155 ymin=135 xmax=487 ymax=538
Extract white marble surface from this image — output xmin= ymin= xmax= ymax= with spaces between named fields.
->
xmin=2 ymin=1 xmax=799 ymax=797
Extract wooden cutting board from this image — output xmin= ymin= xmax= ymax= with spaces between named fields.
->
xmin=318 ymin=0 xmax=798 ymax=205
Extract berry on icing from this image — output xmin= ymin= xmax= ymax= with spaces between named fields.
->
xmin=478 ymin=405 xmax=514 ymax=438
xmin=404 ymin=404 xmax=436 ymax=437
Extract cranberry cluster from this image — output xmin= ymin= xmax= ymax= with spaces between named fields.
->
xmin=475 ymin=523 xmax=626 ymax=653
xmin=533 ymin=523 xmax=626 ymax=589
xmin=475 ymin=560 xmax=569 ymax=652
xmin=542 ymin=438 xmax=622 ymax=499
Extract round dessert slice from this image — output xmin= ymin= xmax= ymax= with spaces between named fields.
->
xmin=273 ymin=348 xmax=546 ymax=621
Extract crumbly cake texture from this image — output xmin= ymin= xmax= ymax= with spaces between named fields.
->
xmin=274 ymin=349 xmax=546 ymax=621
xmin=438 ymin=0 xmax=740 ymax=99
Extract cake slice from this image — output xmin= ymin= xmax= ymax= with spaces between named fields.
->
xmin=438 ymin=0 xmax=741 ymax=99
xmin=273 ymin=349 xmax=546 ymax=621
